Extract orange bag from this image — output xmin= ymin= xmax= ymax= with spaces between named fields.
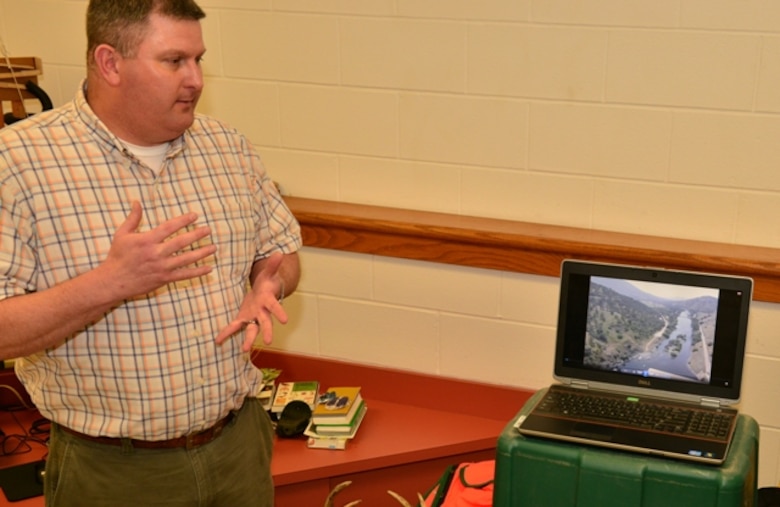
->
xmin=422 ymin=460 xmax=494 ymax=507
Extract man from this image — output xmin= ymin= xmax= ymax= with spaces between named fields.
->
xmin=0 ymin=1 xmax=300 ymax=505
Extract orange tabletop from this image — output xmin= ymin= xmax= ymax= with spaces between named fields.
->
xmin=0 ymin=351 xmax=534 ymax=507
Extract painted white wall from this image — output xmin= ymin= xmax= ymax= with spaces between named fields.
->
xmin=3 ymin=0 xmax=780 ymax=487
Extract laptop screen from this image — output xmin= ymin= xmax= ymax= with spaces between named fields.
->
xmin=554 ymin=260 xmax=752 ymax=404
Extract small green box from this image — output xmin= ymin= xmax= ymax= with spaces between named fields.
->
xmin=494 ymin=389 xmax=759 ymax=507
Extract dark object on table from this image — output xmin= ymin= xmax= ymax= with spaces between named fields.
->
xmin=276 ymin=400 xmax=312 ymax=438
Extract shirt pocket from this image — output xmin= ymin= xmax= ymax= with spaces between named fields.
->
xmin=203 ymin=196 xmax=258 ymax=281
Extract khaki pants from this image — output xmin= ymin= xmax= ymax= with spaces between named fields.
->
xmin=44 ymin=398 xmax=274 ymax=507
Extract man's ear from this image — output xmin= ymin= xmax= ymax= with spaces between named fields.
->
xmin=93 ymin=44 xmax=122 ymax=86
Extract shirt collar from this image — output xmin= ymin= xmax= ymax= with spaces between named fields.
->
xmin=75 ymin=79 xmax=186 ymax=158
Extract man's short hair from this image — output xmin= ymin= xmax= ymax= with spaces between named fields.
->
xmin=86 ymin=0 xmax=206 ymax=65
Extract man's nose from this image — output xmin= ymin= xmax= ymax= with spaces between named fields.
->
xmin=186 ymin=61 xmax=204 ymax=90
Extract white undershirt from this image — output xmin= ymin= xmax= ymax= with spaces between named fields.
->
xmin=122 ymin=140 xmax=169 ymax=175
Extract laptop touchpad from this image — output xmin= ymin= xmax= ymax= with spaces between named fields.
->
xmin=571 ymin=423 xmax=614 ymax=441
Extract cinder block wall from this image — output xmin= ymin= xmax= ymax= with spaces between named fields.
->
xmin=3 ymin=0 xmax=780 ymax=487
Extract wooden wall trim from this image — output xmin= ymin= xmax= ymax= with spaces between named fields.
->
xmin=285 ymin=197 xmax=780 ymax=304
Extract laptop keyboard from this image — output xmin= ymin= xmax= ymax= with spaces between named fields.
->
xmin=536 ymin=389 xmax=735 ymax=441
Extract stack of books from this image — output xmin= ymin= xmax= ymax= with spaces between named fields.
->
xmin=305 ymin=386 xmax=367 ymax=449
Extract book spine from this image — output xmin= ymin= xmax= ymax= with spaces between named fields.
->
xmin=306 ymin=437 xmax=347 ymax=450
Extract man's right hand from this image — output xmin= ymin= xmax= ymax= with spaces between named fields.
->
xmin=102 ymin=201 xmax=217 ymax=300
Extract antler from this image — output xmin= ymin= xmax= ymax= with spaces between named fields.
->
xmin=387 ymin=490 xmax=412 ymax=507
xmin=324 ymin=480 xmax=363 ymax=507
xmin=325 ymin=481 xmax=426 ymax=507
xmin=387 ymin=490 xmax=427 ymax=506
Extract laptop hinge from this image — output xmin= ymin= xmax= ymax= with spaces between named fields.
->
xmin=570 ymin=380 xmax=589 ymax=390
xmin=700 ymin=398 xmax=722 ymax=408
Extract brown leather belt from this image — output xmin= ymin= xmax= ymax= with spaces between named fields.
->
xmin=59 ymin=412 xmax=235 ymax=450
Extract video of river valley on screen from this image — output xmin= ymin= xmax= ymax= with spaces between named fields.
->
xmin=584 ymin=277 xmax=719 ymax=384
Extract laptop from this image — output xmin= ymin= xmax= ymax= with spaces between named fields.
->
xmin=515 ymin=259 xmax=752 ymax=465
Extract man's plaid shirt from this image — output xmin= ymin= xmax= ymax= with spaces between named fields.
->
xmin=0 ymin=84 xmax=301 ymax=440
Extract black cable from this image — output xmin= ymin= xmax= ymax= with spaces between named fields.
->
xmin=0 ymin=409 xmax=49 ymax=458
